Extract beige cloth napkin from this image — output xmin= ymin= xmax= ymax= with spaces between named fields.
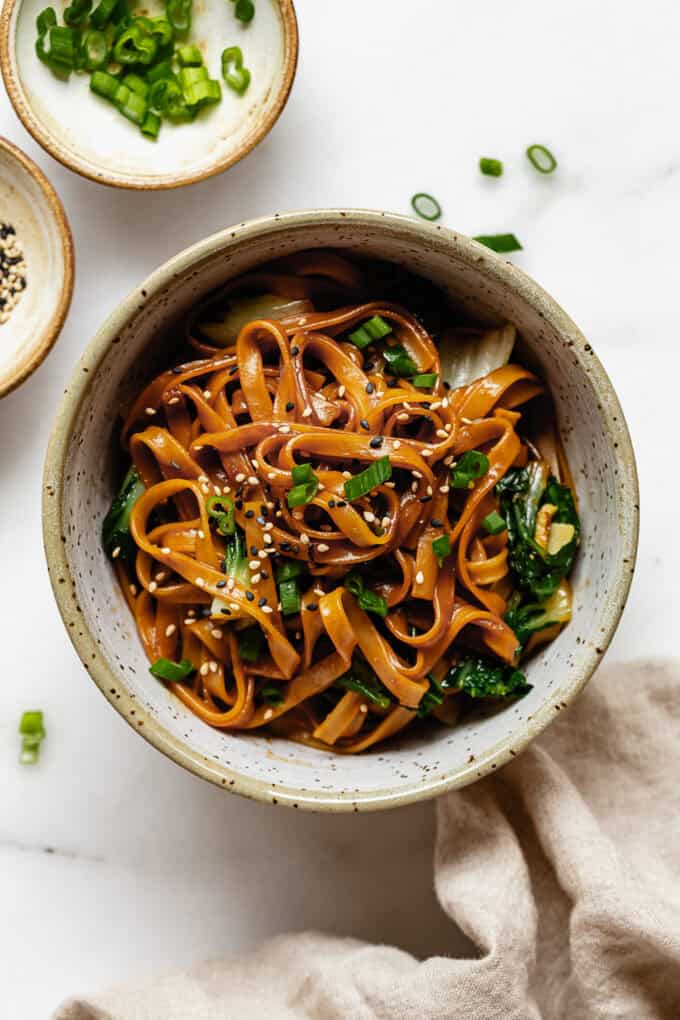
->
xmin=55 ymin=659 xmax=680 ymax=1020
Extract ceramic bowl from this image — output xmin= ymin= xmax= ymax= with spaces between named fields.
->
xmin=0 ymin=0 xmax=298 ymax=190
xmin=0 ymin=136 xmax=73 ymax=397
xmin=43 ymin=209 xmax=639 ymax=811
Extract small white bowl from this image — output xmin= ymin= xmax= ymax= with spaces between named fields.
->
xmin=0 ymin=136 xmax=73 ymax=397
xmin=43 ymin=210 xmax=639 ymax=811
xmin=0 ymin=0 xmax=298 ymax=190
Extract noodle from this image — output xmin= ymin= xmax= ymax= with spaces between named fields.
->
xmin=103 ymin=251 xmax=580 ymax=752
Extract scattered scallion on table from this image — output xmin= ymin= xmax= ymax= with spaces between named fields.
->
xmin=526 ymin=144 xmax=557 ymax=174
xmin=473 ymin=234 xmax=523 ymax=253
xmin=410 ymin=192 xmax=442 ymax=221
xmin=19 ymin=711 xmax=46 ymax=765
xmin=479 ymin=157 xmax=503 ymax=177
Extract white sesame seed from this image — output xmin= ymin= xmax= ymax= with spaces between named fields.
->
xmin=415 ymin=571 xmax=424 ymax=584
xmin=250 ymin=572 xmax=262 ymax=584
xmin=263 ymin=533 xmax=273 ymax=545
xmin=213 ymin=486 xmax=222 ymax=496
xmin=195 ymin=577 xmax=206 ymax=588
xmin=200 ymin=662 xmax=209 ymax=676
xmin=412 ymin=470 xmax=422 ymax=479
xmin=211 ymin=628 xmax=223 ymax=639
xmin=385 ymin=481 xmax=396 ymax=488
xmin=426 ymin=486 xmax=433 ymax=496
xmin=266 ymin=501 xmax=275 ymax=509
xmin=445 ymin=423 xmax=452 ymax=432
xmin=258 ymin=549 xmax=268 ymax=559
xmin=461 ymin=417 xmax=474 ymax=425
xmin=165 ymin=624 xmax=176 ymax=637
xmin=444 ymin=455 xmax=454 ymax=466
xmin=235 ymin=472 xmax=246 ymax=483
xmin=167 ymin=397 xmax=180 ymax=405
xmin=442 ymin=398 xmax=449 ymax=408
xmin=184 ymin=618 xmax=194 ymax=626
xmin=439 ymin=484 xmax=450 ymax=494
xmin=317 ymin=542 xmax=330 ymax=552
xmin=421 ymin=449 xmax=432 ymax=457
xmin=247 ymin=476 xmax=258 ymax=486
xmin=197 ymin=530 xmax=205 ymax=540
xmin=201 ymin=484 xmax=210 ymax=495
xmin=249 ymin=560 xmax=260 ymax=570
xmin=381 ymin=516 xmax=390 ymax=529
xmin=160 ymin=546 xmax=171 ymax=554
xmin=397 ymin=412 xmax=409 ymax=422
xmin=300 ymin=533 xmax=310 ymax=544
xmin=313 ymin=586 xmax=325 ymax=596
xmin=111 ymin=546 xmax=121 ymax=559
xmin=302 ymin=407 xmax=312 ymax=418
xmin=262 ymin=605 xmax=273 ymax=614
xmin=264 ymin=708 xmax=274 ymax=720
xmin=360 ymin=704 xmax=368 ymax=713
xmin=342 ymin=470 xmax=352 ymax=479
xmin=227 ymin=578 xmax=235 ymax=591
xmin=129 ymin=584 xmax=137 ymax=595
xmin=145 ymin=407 xmax=156 ymax=416
xmin=263 ymin=521 xmax=274 ymax=531
xmin=430 ymin=400 xmax=442 ymax=411
xmin=148 ymin=581 xmax=158 ymax=593
xmin=209 ymin=660 xmax=218 ymax=673
xmin=436 ymin=429 xmax=448 ymax=439
xmin=338 ymin=385 xmax=346 ymax=398
xmin=198 ymin=474 xmax=209 ymax=483
xmin=393 ymin=440 xmax=402 ymax=449
xmin=268 ymin=472 xmax=277 ymax=481
xmin=229 ymin=603 xmax=239 ymax=611
xmin=155 ymin=571 xmax=167 ymax=583
xmin=363 ymin=511 xmax=375 ymax=523
xmin=203 ymin=390 xmax=211 ymax=400
xmin=411 ymin=481 xmax=418 ymax=492
xmin=223 ymin=486 xmax=232 ymax=494
xmin=187 ymin=609 xmax=196 ymax=616
xmin=278 ymin=424 xmax=291 ymax=434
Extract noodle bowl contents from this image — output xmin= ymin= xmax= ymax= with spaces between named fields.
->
xmin=103 ymin=251 xmax=580 ymax=752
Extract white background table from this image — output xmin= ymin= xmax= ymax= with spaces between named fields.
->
xmin=1 ymin=1 xmax=674 ymax=1014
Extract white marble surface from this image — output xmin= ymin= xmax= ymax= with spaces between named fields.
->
xmin=0 ymin=0 xmax=675 ymax=1014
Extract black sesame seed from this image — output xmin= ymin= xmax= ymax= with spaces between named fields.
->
xmin=431 ymin=518 xmax=443 ymax=528
xmin=285 ymin=401 xmax=294 ymax=411
xmin=280 ymin=541 xmax=291 ymax=551
xmin=171 ymin=366 xmax=183 ymax=375
xmin=291 ymin=345 xmax=300 ymax=356
xmin=246 ymin=591 xmax=255 ymax=601
xmin=245 ymin=510 xmax=254 ymax=519
xmin=365 ymin=382 xmax=375 ymax=394
xmin=250 ymin=545 xmax=258 ymax=556
xmin=221 ymin=607 xmax=232 ymax=615
xmin=360 ymin=419 xmax=370 ymax=430
xmin=305 ymin=602 xmax=318 ymax=612
xmin=216 ymin=579 xmax=227 ymax=588
xmin=369 ymin=436 xmax=383 ymax=449
xmin=387 ymin=378 xmax=398 ymax=388
xmin=235 ymin=499 xmax=244 ymax=510
xmin=260 ymin=570 xmax=269 ymax=580
xmin=328 ymin=499 xmax=336 ymax=508
xmin=258 ymin=596 xmax=267 ymax=607
xmin=420 ymin=495 xmax=433 ymax=503
xmin=229 ymin=365 xmax=239 ymax=376
xmin=337 ymin=500 xmax=346 ymax=508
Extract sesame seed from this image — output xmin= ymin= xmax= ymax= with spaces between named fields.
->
xmin=445 ymin=423 xmax=452 ymax=433
xmin=216 ymin=579 xmax=226 ymax=588
xmin=245 ymin=510 xmax=254 ymax=519
xmin=278 ymin=424 xmax=291 ymax=434
xmin=412 ymin=470 xmax=423 ymax=479
xmin=369 ymin=436 xmax=383 ymax=449
xmin=442 ymin=398 xmax=449 ymax=408
xmin=129 ymin=584 xmax=137 ymax=595
xmin=248 ymin=476 xmax=258 ymax=486
xmin=444 ymin=455 xmax=454 ymax=466
xmin=167 ymin=397 xmax=180 ymax=405
xmin=235 ymin=472 xmax=246 ymax=483
xmin=209 ymin=661 xmax=218 ymax=673
xmin=300 ymin=533 xmax=310 ymax=544
xmin=427 ymin=485 xmax=433 ymax=495
xmin=165 ymin=624 xmax=176 ymax=638
xmin=431 ymin=518 xmax=443 ymax=527
xmin=229 ymin=603 xmax=239 ymax=611
xmin=302 ymin=407 xmax=312 ymax=418
xmin=203 ymin=390 xmax=211 ymax=400
xmin=360 ymin=704 xmax=368 ymax=714
xmin=257 ymin=596 xmax=267 ymax=607
xmin=411 ymin=481 xmax=418 ymax=492
xmin=184 ymin=618 xmax=194 ymax=626
xmin=420 ymin=495 xmax=433 ymax=503
xmin=305 ymin=602 xmax=318 ymax=612
xmin=262 ymin=605 xmax=273 ymax=614
xmin=397 ymin=412 xmax=409 ymax=421
xmin=338 ymin=385 xmax=346 ymax=397
xmin=197 ymin=530 xmax=205 ymax=540
xmin=200 ymin=662 xmax=209 ymax=676
xmin=365 ymin=382 xmax=374 ymax=394
xmin=248 ymin=559 xmax=260 ymax=570
xmin=251 ymin=572 xmax=261 ymax=584
xmin=381 ymin=516 xmax=390 ymax=529
xmin=187 ymin=609 xmax=196 ymax=616
xmin=360 ymin=419 xmax=370 ymax=430
xmin=313 ymin=586 xmax=324 ymax=596
xmin=268 ymin=472 xmax=277 ymax=481
xmin=363 ymin=511 xmax=375 ymax=523
xmin=431 ymin=401 xmax=442 ymax=411
xmin=155 ymin=571 xmax=167 ymax=582
xmin=227 ymin=577 xmax=235 ymax=590
xmin=290 ymin=346 xmax=299 ymax=356
xmin=415 ymin=571 xmax=424 ymax=584
xmin=148 ymin=581 xmax=158 ymax=593
xmin=436 ymin=429 xmax=447 ymax=439
xmin=264 ymin=521 xmax=274 ymax=531
xmin=145 ymin=407 xmax=156 ymax=416
xmin=439 ymin=484 xmax=450 ymax=494
xmin=421 ymin=449 xmax=432 ymax=457
xmin=214 ymin=486 xmax=222 ymax=496
xmin=195 ymin=577 xmax=206 ymax=588
xmin=263 ymin=534 xmax=273 ymax=545
xmin=258 ymin=549 xmax=268 ymax=559
xmin=342 ymin=470 xmax=352 ymax=479
xmin=393 ymin=440 xmax=402 ymax=450
xmin=211 ymin=628 xmax=223 ymax=639
xmin=245 ymin=590 xmax=254 ymax=602
xmin=264 ymin=708 xmax=274 ymax=720
xmin=111 ymin=546 xmax=121 ymax=559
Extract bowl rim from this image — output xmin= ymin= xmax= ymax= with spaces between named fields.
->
xmin=0 ymin=135 xmax=74 ymax=398
xmin=0 ymin=0 xmax=298 ymax=191
xmin=42 ymin=208 xmax=640 ymax=811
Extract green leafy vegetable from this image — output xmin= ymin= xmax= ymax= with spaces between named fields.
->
xmin=259 ymin=683 xmax=283 ymax=706
xmin=451 ymin=450 xmax=489 ymax=489
xmin=382 ymin=343 xmax=418 ymax=377
xmin=223 ymin=526 xmax=250 ymax=584
xmin=336 ymin=657 xmax=392 ymax=708
xmin=496 ymin=465 xmax=580 ymax=600
xmin=344 ymin=572 xmax=387 ymax=617
xmin=150 ymin=658 xmax=195 ymax=681
xmin=279 ymin=577 xmax=301 ymax=616
xmin=417 ymin=674 xmax=446 ymax=717
xmin=238 ymin=627 xmax=264 ymax=663
xmin=446 ymin=656 xmax=531 ymax=699
xmin=287 ymin=464 xmax=319 ymax=508
xmin=344 ymin=455 xmax=392 ymax=501
xmin=504 ymin=581 xmax=572 ymax=651
xmin=102 ymin=465 xmax=145 ymax=568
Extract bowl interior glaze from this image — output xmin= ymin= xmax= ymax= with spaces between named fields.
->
xmin=43 ymin=210 xmax=638 ymax=810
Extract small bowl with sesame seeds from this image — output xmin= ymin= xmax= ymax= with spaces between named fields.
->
xmin=43 ymin=209 xmax=638 ymax=811
xmin=0 ymin=136 xmax=73 ymax=398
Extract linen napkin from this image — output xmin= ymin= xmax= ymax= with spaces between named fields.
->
xmin=54 ymin=658 xmax=680 ymax=1020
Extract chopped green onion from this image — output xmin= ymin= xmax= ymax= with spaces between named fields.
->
xmin=451 ymin=450 xmax=490 ymax=489
xmin=287 ymin=481 xmax=318 ymax=509
xmin=43 ymin=25 xmax=78 ymax=71
xmin=279 ymin=577 xmax=301 ymax=616
xmin=482 ymin=510 xmax=506 ymax=535
xmin=114 ymin=83 xmax=148 ymax=125
xmin=122 ymin=72 xmax=149 ymax=97
xmin=479 ymin=157 xmax=503 ymax=177
xmin=150 ymin=657 xmax=195 ymax=681
xmin=166 ymin=0 xmax=192 ymax=32
xmin=141 ymin=111 xmax=161 ymax=138
xmin=177 ymin=42 xmax=202 ymax=66
xmin=432 ymin=534 xmax=451 ymax=565
xmin=90 ymin=68 xmax=119 ymax=100
xmin=411 ymin=372 xmax=438 ymax=388
xmin=238 ymin=626 xmax=264 ymax=663
xmin=114 ymin=21 xmax=158 ymax=65
xmin=223 ymin=527 xmax=249 ymax=584
xmin=526 ymin=144 xmax=557 ymax=174
xmin=179 ymin=65 xmax=221 ymax=107
xmin=382 ymin=343 xmax=418 ymax=377
xmin=19 ymin=711 xmax=46 ymax=765
xmin=147 ymin=58 xmax=174 ymax=82
xmin=291 ymin=462 xmax=315 ymax=485
xmin=64 ymin=0 xmax=92 ymax=26
xmin=81 ymin=29 xmax=109 ymax=70
xmin=348 ymin=314 xmax=393 ymax=350
xmin=343 ymin=455 xmax=392 ymax=501
xmin=233 ymin=0 xmax=255 ymax=23
xmin=275 ymin=559 xmax=304 ymax=582
xmin=344 ymin=571 xmax=364 ymax=597
xmin=90 ymin=0 xmax=118 ymax=29
xmin=206 ymin=495 xmax=235 ymax=535
xmin=411 ymin=192 xmax=442 ymax=221
xmin=260 ymin=683 xmax=283 ymax=706
xmin=148 ymin=16 xmax=174 ymax=47
xmin=221 ymin=46 xmax=251 ymax=95
xmin=473 ymin=234 xmax=523 ymax=253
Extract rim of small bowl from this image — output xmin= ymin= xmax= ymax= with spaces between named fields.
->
xmin=0 ymin=135 xmax=74 ymax=398
xmin=42 ymin=209 xmax=640 ymax=811
xmin=0 ymin=0 xmax=298 ymax=191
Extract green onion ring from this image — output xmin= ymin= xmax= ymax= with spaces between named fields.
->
xmin=410 ymin=192 xmax=442 ymax=221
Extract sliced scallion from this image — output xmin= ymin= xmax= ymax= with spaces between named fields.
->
xmin=526 ymin=144 xmax=557 ymax=174
xmin=348 ymin=314 xmax=393 ymax=350
xmin=19 ymin=711 xmax=45 ymax=765
xmin=276 ymin=559 xmax=304 ymax=582
xmin=482 ymin=510 xmax=506 ymax=535
xmin=343 ymin=455 xmax=392 ymax=501
xmin=451 ymin=450 xmax=490 ymax=489
xmin=279 ymin=577 xmax=301 ymax=616
xmin=479 ymin=157 xmax=503 ymax=177
xmin=411 ymin=372 xmax=438 ymax=388
xmin=222 ymin=46 xmax=251 ymax=95
xmin=473 ymin=234 xmax=523 ymax=253
xmin=382 ymin=343 xmax=418 ymax=377
xmin=432 ymin=533 xmax=451 ymax=565
xmin=206 ymin=494 xmax=235 ymax=535
xmin=411 ymin=192 xmax=442 ymax=221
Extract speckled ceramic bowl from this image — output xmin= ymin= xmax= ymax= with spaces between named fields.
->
xmin=0 ymin=136 xmax=73 ymax=397
xmin=0 ymin=0 xmax=297 ymax=190
xmin=43 ymin=210 xmax=639 ymax=811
